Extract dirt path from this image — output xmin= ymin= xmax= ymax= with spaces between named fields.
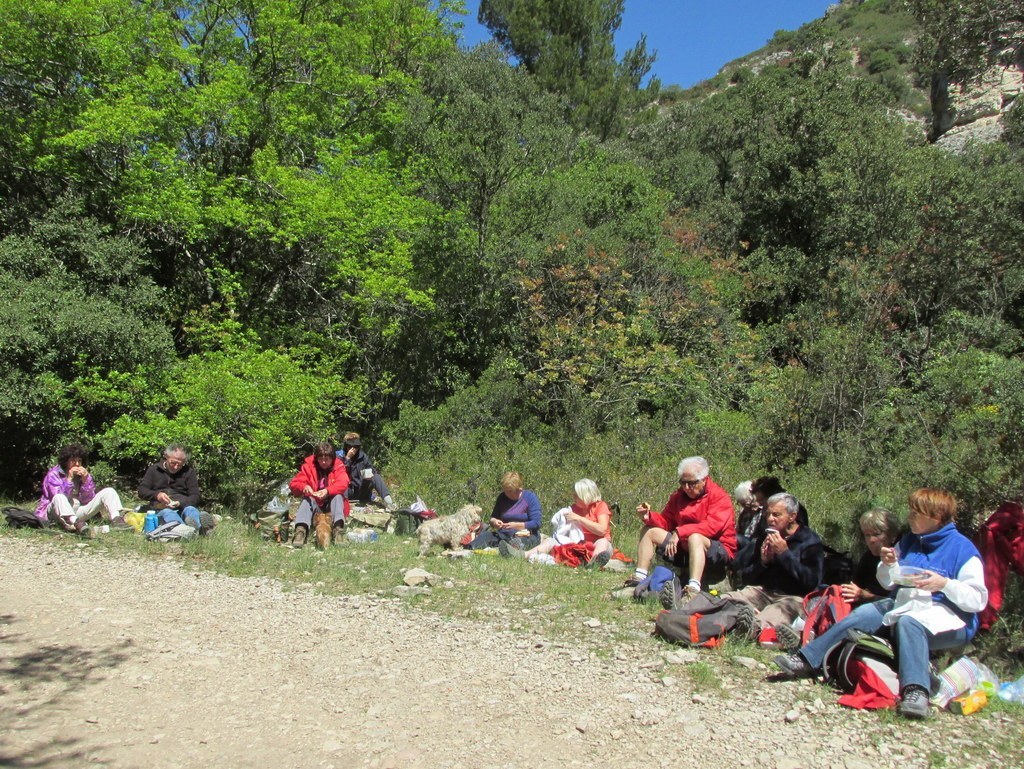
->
xmin=1 ymin=537 xmax=1019 ymax=769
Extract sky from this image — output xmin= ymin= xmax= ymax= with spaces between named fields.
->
xmin=456 ymin=1 xmax=838 ymax=89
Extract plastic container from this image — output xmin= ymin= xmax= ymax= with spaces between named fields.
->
xmin=346 ymin=528 xmax=378 ymax=543
xmin=891 ymin=564 xmax=930 ymax=586
xmin=143 ymin=512 xmax=159 ymax=534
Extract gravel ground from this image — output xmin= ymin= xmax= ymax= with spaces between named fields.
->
xmin=1 ymin=536 xmax=1020 ymax=769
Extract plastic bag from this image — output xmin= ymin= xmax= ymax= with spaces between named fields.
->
xmin=932 ymin=657 xmax=981 ymax=709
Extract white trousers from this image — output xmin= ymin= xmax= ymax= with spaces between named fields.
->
xmin=47 ymin=488 xmax=123 ymax=525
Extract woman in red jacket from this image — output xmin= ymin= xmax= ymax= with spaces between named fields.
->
xmin=288 ymin=441 xmax=350 ymax=548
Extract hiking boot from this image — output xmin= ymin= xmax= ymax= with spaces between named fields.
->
xmin=731 ymin=603 xmax=760 ymax=641
xmin=659 ymin=577 xmax=681 ymax=610
xmin=776 ymin=624 xmax=802 ymax=652
xmin=621 ymin=574 xmax=643 ymax=588
xmin=331 ymin=522 xmax=346 ymax=546
xmin=772 ymin=653 xmax=815 ymax=680
xmin=660 ymin=578 xmax=700 ymax=609
xmin=197 ymin=511 xmax=217 ymax=535
xmin=898 ymin=686 xmax=932 ymax=720
xmin=498 ymin=540 xmax=525 ymax=559
xmin=610 ymin=587 xmax=637 ymax=601
xmin=585 ymin=550 xmax=611 ymax=570
xmin=108 ymin=516 xmax=133 ymax=530
xmin=291 ymin=525 xmax=308 ymax=549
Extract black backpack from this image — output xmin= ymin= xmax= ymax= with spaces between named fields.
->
xmin=3 ymin=506 xmax=44 ymax=529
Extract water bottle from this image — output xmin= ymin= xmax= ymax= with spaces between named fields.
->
xmin=997 ymin=674 xmax=1024 ymax=703
xmin=346 ymin=529 xmax=378 ymax=543
xmin=143 ymin=512 xmax=159 ymax=534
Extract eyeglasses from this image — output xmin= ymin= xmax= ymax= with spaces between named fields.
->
xmin=680 ymin=478 xmax=705 ymax=488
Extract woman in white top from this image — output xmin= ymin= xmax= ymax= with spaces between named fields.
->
xmin=772 ymin=488 xmax=987 ymax=720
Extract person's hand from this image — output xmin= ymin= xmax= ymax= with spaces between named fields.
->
xmin=760 ymin=537 xmax=774 ymax=564
xmin=313 ymin=488 xmax=328 ymax=501
xmin=765 ymin=529 xmax=788 ymax=556
xmin=880 ymin=546 xmax=898 ymax=565
xmin=840 ymin=583 xmax=862 ymax=603
xmin=302 ymin=485 xmax=315 ymax=497
xmin=155 ymin=492 xmax=172 ymax=507
xmin=564 ymin=511 xmax=580 ymax=524
xmin=636 ymin=502 xmax=652 ymax=521
xmin=912 ymin=570 xmax=948 ymax=592
xmin=664 ymin=532 xmax=679 ymax=558
xmin=346 ymin=447 xmax=357 ymax=460
xmin=490 ymin=517 xmax=504 ymax=530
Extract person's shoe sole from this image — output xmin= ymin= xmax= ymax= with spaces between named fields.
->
xmin=659 ymin=578 xmax=680 ymax=610
xmin=585 ymin=550 xmax=611 ymax=570
xmin=732 ymin=604 xmax=759 ymax=641
xmin=776 ymin=624 xmax=802 ymax=652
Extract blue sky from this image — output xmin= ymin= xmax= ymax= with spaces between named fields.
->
xmin=457 ymin=1 xmax=837 ymax=89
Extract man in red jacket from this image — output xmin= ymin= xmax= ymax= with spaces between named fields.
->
xmin=616 ymin=456 xmax=736 ymax=605
xmin=288 ymin=441 xmax=350 ymax=548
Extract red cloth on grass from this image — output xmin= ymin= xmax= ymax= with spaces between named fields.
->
xmin=837 ymin=659 xmax=898 ymax=710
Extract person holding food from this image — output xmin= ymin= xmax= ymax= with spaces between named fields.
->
xmin=772 ymin=488 xmax=987 ymax=720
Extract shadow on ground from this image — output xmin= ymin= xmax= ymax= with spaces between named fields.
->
xmin=0 ymin=626 xmax=131 ymax=768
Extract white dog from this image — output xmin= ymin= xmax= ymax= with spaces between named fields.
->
xmin=417 ymin=504 xmax=482 ymax=557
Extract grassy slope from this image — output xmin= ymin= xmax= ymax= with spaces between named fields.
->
xmin=665 ymin=0 xmax=929 ymax=116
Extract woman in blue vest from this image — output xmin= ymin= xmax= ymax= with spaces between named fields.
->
xmin=772 ymin=488 xmax=987 ymax=720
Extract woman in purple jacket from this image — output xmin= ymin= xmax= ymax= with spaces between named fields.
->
xmin=35 ymin=444 xmax=127 ymax=533
xmin=467 ymin=471 xmax=542 ymax=551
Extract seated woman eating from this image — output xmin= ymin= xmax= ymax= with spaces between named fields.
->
xmin=772 ymin=488 xmax=987 ymax=720
xmin=467 ymin=471 xmax=541 ymax=552
xmin=35 ymin=443 xmax=128 ymax=533
xmin=501 ymin=478 xmax=612 ymax=569
xmin=288 ymin=441 xmax=350 ymax=548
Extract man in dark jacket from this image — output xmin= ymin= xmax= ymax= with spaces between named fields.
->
xmin=337 ymin=432 xmax=395 ymax=510
xmin=138 ymin=444 xmax=212 ymax=533
xmin=719 ymin=492 xmax=824 ymax=641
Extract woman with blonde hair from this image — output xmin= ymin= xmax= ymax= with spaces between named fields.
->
xmin=502 ymin=478 xmax=613 ymax=569
xmin=773 ymin=488 xmax=987 ymax=720
xmin=467 ymin=471 xmax=542 ymax=551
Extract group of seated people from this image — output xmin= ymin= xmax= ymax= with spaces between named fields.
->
xmin=471 ymin=455 xmax=987 ymax=721
xmin=33 ymin=432 xmax=393 ymax=544
xmin=29 ymin=442 xmax=990 ymax=720
xmin=35 ymin=442 xmax=212 ymax=535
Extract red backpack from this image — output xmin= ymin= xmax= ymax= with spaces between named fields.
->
xmin=801 ymin=584 xmax=851 ymax=646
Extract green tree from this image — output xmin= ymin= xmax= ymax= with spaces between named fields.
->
xmin=0 ymin=198 xmax=172 ymax=494
xmin=478 ymin=0 xmax=656 ymax=139
xmin=102 ymin=342 xmax=365 ymax=506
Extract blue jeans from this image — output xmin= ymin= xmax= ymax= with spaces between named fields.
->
xmin=799 ymin=598 xmax=970 ymax=692
xmin=158 ymin=505 xmax=200 ymax=529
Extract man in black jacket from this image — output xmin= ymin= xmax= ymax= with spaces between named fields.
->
xmin=718 ymin=492 xmax=824 ymax=642
xmin=337 ymin=432 xmax=395 ymax=510
xmin=138 ymin=444 xmax=213 ymax=533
